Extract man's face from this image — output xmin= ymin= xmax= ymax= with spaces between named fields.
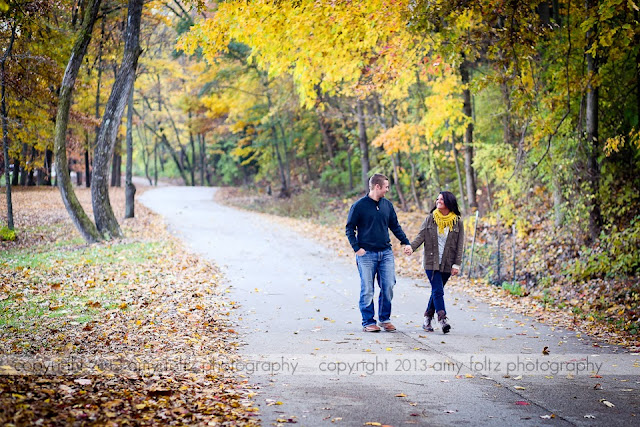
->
xmin=374 ymin=180 xmax=390 ymax=198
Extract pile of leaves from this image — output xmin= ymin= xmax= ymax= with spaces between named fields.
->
xmin=0 ymin=187 xmax=259 ymax=425
xmin=218 ymin=187 xmax=639 ymax=350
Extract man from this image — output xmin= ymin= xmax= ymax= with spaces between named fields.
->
xmin=345 ymin=173 xmax=411 ymax=332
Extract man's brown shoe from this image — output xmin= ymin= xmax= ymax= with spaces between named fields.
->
xmin=363 ymin=324 xmax=381 ymax=332
xmin=380 ymin=322 xmax=397 ymax=332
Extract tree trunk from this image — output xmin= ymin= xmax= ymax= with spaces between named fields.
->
xmin=1 ymin=21 xmax=16 ymax=230
xmin=84 ymin=147 xmax=91 ymax=187
xmin=199 ymin=133 xmax=205 ymax=186
xmin=90 ymin=13 xmax=106 ymax=189
xmin=125 ymin=85 xmax=135 ymax=218
xmin=270 ymin=125 xmax=289 ymax=197
xmin=153 ymin=140 xmax=158 ymax=186
xmin=11 ymin=157 xmax=19 ymax=186
xmin=19 ymin=143 xmax=27 ymax=185
xmin=54 ymin=0 xmax=103 ymax=243
xmin=110 ymin=140 xmax=121 ymax=187
xmin=188 ymin=111 xmax=196 ymax=186
xmin=43 ymin=149 xmax=53 ymax=186
xmin=452 ymin=135 xmax=467 ymax=214
xmin=356 ymin=98 xmax=370 ymax=192
xmin=407 ymin=153 xmax=422 ymax=211
xmin=346 ymin=144 xmax=354 ymax=191
xmin=27 ymin=146 xmax=36 ymax=186
xmin=91 ymin=0 xmax=143 ymax=239
xmin=391 ymin=153 xmax=408 ymax=211
xmin=586 ymin=0 xmax=601 ymax=241
xmin=460 ymin=59 xmax=478 ymax=209
xmin=317 ymin=112 xmax=335 ymax=162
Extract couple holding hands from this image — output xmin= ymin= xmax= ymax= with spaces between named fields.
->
xmin=345 ymin=173 xmax=464 ymax=334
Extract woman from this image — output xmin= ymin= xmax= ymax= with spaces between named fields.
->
xmin=404 ymin=191 xmax=464 ymax=334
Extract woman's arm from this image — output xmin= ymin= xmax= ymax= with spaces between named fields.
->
xmin=410 ymin=218 xmax=428 ymax=252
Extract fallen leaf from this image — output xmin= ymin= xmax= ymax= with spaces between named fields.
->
xmin=515 ymin=401 xmax=530 ymax=406
xmin=542 ymin=346 xmax=550 ymax=355
xmin=600 ymin=399 xmax=615 ymax=408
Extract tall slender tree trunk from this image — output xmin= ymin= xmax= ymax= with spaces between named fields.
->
xmin=125 ymin=85 xmax=135 ymax=218
xmin=199 ymin=133 xmax=205 ymax=186
xmin=19 ymin=143 xmax=27 ymax=185
xmin=317 ymin=112 xmax=335 ymax=162
xmin=585 ymin=0 xmax=601 ymax=241
xmin=356 ymin=98 xmax=370 ymax=192
xmin=407 ymin=154 xmax=422 ymax=211
xmin=188 ymin=111 xmax=196 ymax=186
xmin=460 ymin=59 xmax=478 ymax=209
xmin=27 ymin=146 xmax=36 ymax=186
xmin=11 ymin=157 xmax=19 ymax=186
xmin=1 ymin=21 xmax=16 ymax=230
xmin=391 ymin=153 xmax=407 ymax=211
xmin=89 ymin=13 xmax=106 ymax=189
xmin=41 ymin=149 xmax=53 ymax=186
xmin=54 ymin=0 xmax=103 ymax=243
xmin=270 ymin=125 xmax=289 ymax=197
xmin=85 ymin=134 xmax=91 ymax=187
xmin=153 ymin=140 xmax=158 ymax=186
xmin=452 ymin=135 xmax=467 ymax=214
xmin=91 ymin=0 xmax=143 ymax=239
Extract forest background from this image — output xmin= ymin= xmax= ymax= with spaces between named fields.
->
xmin=1 ymin=0 xmax=639 ymax=342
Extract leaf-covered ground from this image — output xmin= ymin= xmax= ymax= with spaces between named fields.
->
xmin=217 ymin=187 xmax=639 ymax=351
xmin=0 ymin=187 xmax=259 ymax=426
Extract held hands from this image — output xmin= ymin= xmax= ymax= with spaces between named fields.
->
xmin=451 ymin=266 xmax=460 ymax=276
xmin=403 ymin=245 xmax=413 ymax=256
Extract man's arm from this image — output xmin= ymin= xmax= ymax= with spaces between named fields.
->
xmin=345 ymin=204 xmax=360 ymax=252
xmin=388 ymin=204 xmax=410 ymax=246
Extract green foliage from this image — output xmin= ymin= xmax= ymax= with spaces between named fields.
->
xmin=501 ymin=281 xmax=525 ymax=297
xmin=0 ymin=226 xmax=16 ymax=241
xmin=567 ymin=216 xmax=640 ymax=280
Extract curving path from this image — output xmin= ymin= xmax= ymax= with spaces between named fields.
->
xmin=140 ymin=187 xmax=639 ymax=426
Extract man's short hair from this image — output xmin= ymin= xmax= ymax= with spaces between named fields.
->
xmin=369 ymin=173 xmax=388 ymax=189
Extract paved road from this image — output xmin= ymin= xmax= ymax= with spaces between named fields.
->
xmin=140 ymin=187 xmax=639 ymax=426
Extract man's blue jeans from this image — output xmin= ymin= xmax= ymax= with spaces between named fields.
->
xmin=356 ymin=248 xmax=396 ymax=327
xmin=424 ymin=270 xmax=451 ymax=317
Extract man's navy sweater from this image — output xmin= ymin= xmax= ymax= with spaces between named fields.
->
xmin=345 ymin=195 xmax=410 ymax=252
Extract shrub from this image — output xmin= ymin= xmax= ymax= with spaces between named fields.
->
xmin=567 ymin=215 xmax=640 ymax=279
xmin=0 ymin=226 xmax=17 ymax=241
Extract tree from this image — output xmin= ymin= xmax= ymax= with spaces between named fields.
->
xmin=91 ymin=0 xmax=144 ymax=238
xmin=1 ymin=18 xmax=16 ymax=230
xmin=54 ymin=0 xmax=103 ymax=243
xmin=125 ymin=84 xmax=136 ymax=218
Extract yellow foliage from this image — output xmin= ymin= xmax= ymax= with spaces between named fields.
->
xmin=422 ymin=71 xmax=469 ymax=142
xmin=372 ymin=123 xmax=426 ymax=155
xmin=179 ymin=0 xmax=429 ymax=107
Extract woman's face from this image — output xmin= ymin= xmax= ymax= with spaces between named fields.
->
xmin=436 ymin=194 xmax=446 ymax=211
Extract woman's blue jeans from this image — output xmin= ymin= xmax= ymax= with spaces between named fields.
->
xmin=424 ymin=270 xmax=451 ymax=317
xmin=356 ymin=249 xmax=396 ymax=327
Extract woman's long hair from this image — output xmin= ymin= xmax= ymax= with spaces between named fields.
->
xmin=430 ymin=191 xmax=461 ymax=216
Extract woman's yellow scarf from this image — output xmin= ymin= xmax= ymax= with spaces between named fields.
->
xmin=433 ymin=210 xmax=458 ymax=234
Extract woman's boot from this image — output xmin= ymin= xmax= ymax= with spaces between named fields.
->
xmin=437 ymin=310 xmax=450 ymax=334
xmin=423 ymin=309 xmax=435 ymax=332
